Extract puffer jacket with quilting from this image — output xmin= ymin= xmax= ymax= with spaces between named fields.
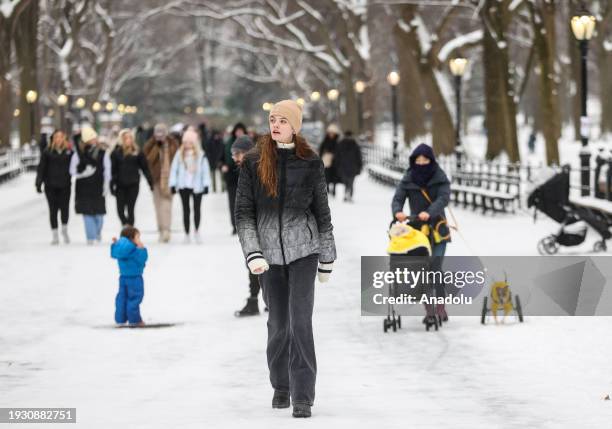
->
xmin=235 ymin=146 xmax=336 ymax=265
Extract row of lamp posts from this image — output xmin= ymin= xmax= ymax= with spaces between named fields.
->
xmin=17 ymin=93 xmax=138 ymax=142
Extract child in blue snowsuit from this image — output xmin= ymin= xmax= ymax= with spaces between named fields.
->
xmin=110 ymin=226 xmax=148 ymax=325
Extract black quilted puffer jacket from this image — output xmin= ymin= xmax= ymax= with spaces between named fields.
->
xmin=235 ymin=146 xmax=336 ymax=265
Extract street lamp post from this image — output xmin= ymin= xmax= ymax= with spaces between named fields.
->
xmin=75 ymin=97 xmax=86 ymax=130
xmin=354 ymin=80 xmax=365 ymax=137
xmin=57 ymin=94 xmax=68 ymax=131
xmin=449 ymin=57 xmax=468 ymax=172
xmin=25 ymin=90 xmax=38 ymax=145
xmin=571 ymin=9 xmax=596 ymax=196
xmin=310 ymin=91 xmax=320 ymax=123
xmin=327 ymin=89 xmax=339 ymax=124
xmin=386 ymin=71 xmax=400 ymax=160
xmin=92 ymin=101 xmax=101 ymax=132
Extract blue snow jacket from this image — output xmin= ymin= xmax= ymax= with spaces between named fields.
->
xmin=110 ymin=237 xmax=148 ymax=276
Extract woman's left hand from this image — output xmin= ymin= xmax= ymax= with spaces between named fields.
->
xmin=417 ymin=211 xmax=430 ymax=221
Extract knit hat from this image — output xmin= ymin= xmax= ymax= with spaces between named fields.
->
xmin=118 ymin=128 xmax=133 ymax=142
xmin=81 ymin=127 xmax=98 ymax=143
xmin=182 ymin=128 xmax=199 ymax=146
xmin=326 ymin=123 xmax=340 ymax=135
xmin=232 ymin=135 xmax=254 ymax=154
xmin=269 ymin=100 xmax=302 ymax=133
xmin=154 ymin=123 xmax=168 ymax=140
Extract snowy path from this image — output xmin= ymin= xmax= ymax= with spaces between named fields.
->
xmin=1 ymin=172 xmax=611 ymax=428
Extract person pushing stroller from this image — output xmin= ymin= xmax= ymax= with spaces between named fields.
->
xmin=391 ymin=143 xmax=451 ymax=325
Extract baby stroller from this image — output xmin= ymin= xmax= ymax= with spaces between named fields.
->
xmin=385 ymin=218 xmax=441 ymax=332
xmin=527 ymin=168 xmax=612 ymax=254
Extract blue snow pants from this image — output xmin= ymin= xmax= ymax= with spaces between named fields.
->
xmin=115 ymin=275 xmax=144 ymax=324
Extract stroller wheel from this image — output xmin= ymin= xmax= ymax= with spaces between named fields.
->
xmin=397 ymin=315 xmax=402 ymax=329
xmin=383 ymin=319 xmax=389 ymax=333
xmin=593 ymin=240 xmax=607 ymax=253
xmin=538 ymin=236 xmax=559 ymax=255
xmin=392 ymin=319 xmax=397 ymax=332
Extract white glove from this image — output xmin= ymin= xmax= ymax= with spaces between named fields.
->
xmin=318 ymin=261 xmax=333 ymax=283
xmin=74 ymin=164 xmax=96 ymax=179
xmin=247 ymin=252 xmax=269 ymax=275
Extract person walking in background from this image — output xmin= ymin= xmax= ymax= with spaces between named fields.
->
xmin=204 ymin=129 xmax=225 ymax=193
xmin=318 ymin=124 xmax=340 ymax=196
xmin=334 ymin=130 xmax=363 ymax=202
xmin=235 ymin=100 xmax=336 ymax=418
xmin=111 ymin=225 xmax=148 ymax=327
xmin=391 ymin=143 xmax=451 ymax=325
xmin=169 ymin=128 xmax=211 ymax=244
xmin=69 ymin=127 xmax=111 ymax=245
xmin=110 ymin=129 xmax=154 ymax=227
xmin=143 ymin=123 xmax=179 ymax=243
xmin=220 ymin=122 xmax=247 ymax=234
xmin=230 ymin=134 xmax=263 ymax=317
xmin=35 ymin=130 xmax=73 ymax=245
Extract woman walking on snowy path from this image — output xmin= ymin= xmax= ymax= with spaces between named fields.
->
xmin=169 ymin=128 xmax=211 ymax=243
xmin=235 ymin=100 xmax=336 ymax=419
xmin=110 ymin=129 xmax=154 ymax=227
xmin=391 ymin=143 xmax=451 ymax=324
xmin=69 ymin=127 xmax=111 ymax=245
xmin=143 ymin=123 xmax=179 ymax=243
xmin=35 ymin=130 xmax=73 ymax=244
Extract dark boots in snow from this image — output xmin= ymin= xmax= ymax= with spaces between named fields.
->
xmin=292 ymin=403 xmax=311 ymax=418
xmin=272 ymin=390 xmax=290 ymax=409
xmin=437 ymin=303 xmax=448 ymax=322
xmin=234 ymin=297 xmax=259 ymax=317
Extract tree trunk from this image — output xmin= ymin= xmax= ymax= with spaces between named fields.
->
xmin=341 ymin=68 xmax=359 ymax=134
xmin=0 ymin=16 xmax=13 ymax=149
xmin=393 ymin=7 xmax=427 ymax=146
xmin=530 ymin=0 xmax=561 ymax=164
xmin=15 ymin=0 xmax=39 ymax=146
xmin=482 ymin=0 xmax=519 ymax=162
xmin=600 ymin=49 xmax=612 ymax=136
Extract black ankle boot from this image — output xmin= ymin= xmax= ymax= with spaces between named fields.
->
xmin=292 ymin=403 xmax=311 ymax=418
xmin=234 ymin=297 xmax=259 ymax=317
xmin=272 ymin=390 xmax=290 ymax=409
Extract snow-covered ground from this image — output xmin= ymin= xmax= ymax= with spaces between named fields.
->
xmin=1 ymin=172 xmax=611 ymax=428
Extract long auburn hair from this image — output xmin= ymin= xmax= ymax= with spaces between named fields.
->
xmin=256 ymin=133 xmax=315 ymax=198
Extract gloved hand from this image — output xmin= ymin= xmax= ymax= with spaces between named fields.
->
xmin=171 ymin=186 xmax=177 ymax=195
xmin=36 ymin=184 xmax=43 ymax=194
xmin=203 ymin=186 xmax=209 ymax=195
xmin=247 ymin=252 xmax=269 ymax=275
xmin=317 ymin=261 xmax=334 ymax=283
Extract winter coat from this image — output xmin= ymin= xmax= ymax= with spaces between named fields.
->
xmin=70 ymin=145 xmax=111 ymax=215
xmin=235 ymin=146 xmax=337 ymax=265
xmin=35 ymin=148 xmax=73 ymax=189
xmin=319 ymin=135 xmax=339 ymax=179
xmin=168 ymin=151 xmax=212 ymax=194
xmin=204 ymin=134 xmax=224 ymax=170
xmin=110 ymin=147 xmax=154 ymax=189
xmin=335 ymin=137 xmax=363 ymax=181
xmin=391 ymin=165 xmax=451 ymax=243
xmin=143 ymin=136 xmax=179 ymax=184
xmin=110 ymin=237 xmax=148 ymax=276
xmin=221 ymin=137 xmax=240 ymax=187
